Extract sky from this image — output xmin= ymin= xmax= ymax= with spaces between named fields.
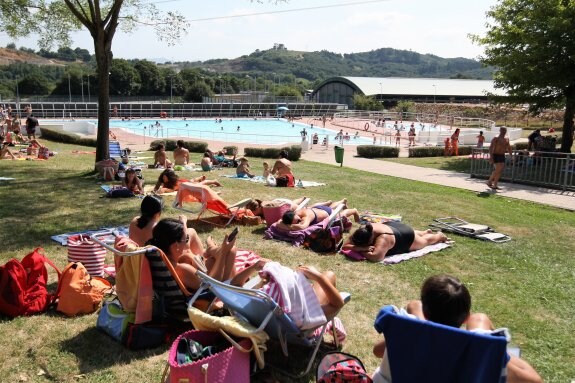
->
xmin=3 ymin=0 xmax=499 ymax=62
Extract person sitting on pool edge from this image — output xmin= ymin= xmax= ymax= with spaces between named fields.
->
xmin=276 ymin=200 xmax=361 ymax=232
xmin=343 ymin=222 xmax=448 ymax=261
xmin=372 ymin=274 xmax=542 ymax=383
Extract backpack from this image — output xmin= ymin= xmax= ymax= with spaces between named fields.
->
xmin=316 ymin=352 xmax=373 ymax=383
xmin=106 ymin=187 xmax=134 ymax=198
xmin=0 ymin=248 xmax=61 ymax=318
xmin=56 ymin=262 xmax=112 ymax=317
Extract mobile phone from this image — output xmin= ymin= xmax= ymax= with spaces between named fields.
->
xmin=227 ymin=227 xmax=239 ymax=242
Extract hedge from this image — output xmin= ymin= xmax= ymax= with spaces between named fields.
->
xmin=409 ymin=145 xmax=474 ymax=158
xmin=40 ymin=127 xmax=97 ymax=147
xmin=356 ymin=145 xmax=399 ymax=158
xmin=149 ymin=139 xmax=208 ymax=153
xmin=243 ymin=145 xmax=302 ymax=161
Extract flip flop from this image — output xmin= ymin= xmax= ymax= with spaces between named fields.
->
xmin=490 ymin=185 xmax=501 ymax=190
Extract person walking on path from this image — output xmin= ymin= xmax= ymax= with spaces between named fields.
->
xmin=487 ymin=127 xmax=513 ymax=190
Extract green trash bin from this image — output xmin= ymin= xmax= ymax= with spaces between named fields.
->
xmin=334 ymin=146 xmax=344 ymax=167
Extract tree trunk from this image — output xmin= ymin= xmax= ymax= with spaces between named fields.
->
xmin=93 ymin=34 xmax=112 ymax=166
xmin=561 ymin=94 xmax=575 ymax=153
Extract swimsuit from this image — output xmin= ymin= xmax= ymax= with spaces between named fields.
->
xmin=310 ymin=205 xmax=332 ymax=225
xmin=384 ymin=222 xmax=415 ymax=256
xmin=492 ymin=154 xmax=506 ymax=163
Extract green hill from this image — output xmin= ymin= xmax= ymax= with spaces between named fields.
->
xmin=175 ymin=47 xmax=493 ymax=83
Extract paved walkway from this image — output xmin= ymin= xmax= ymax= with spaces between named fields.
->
xmin=301 ymin=145 xmax=575 ymax=211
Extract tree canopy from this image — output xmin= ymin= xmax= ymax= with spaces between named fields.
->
xmin=471 ymin=0 xmax=575 ymax=152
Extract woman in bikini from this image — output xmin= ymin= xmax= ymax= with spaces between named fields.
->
xmin=122 ymin=168 xmax=144 ymax=194
xmin=276 ymin=200 xmax=360 ymax=232
xmin=271 ymin=150 xmax=295 ymax=187
xmin=343 ymin=222 xmax=448 ymax=262
xmin=153 ymin=169 xmax=222 ymax=194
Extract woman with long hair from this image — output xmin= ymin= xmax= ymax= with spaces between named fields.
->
xmin=147 ymin=217 xmax=237 ymax=291
xmin=129 ymin=195 xmax=163 ymax=246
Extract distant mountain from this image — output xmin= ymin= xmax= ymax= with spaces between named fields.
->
xmin=173 ymin=47 xmax=494 ymax=82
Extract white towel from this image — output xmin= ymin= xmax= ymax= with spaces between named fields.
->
xmin=261 ymin=262 xmax=326 ymax=330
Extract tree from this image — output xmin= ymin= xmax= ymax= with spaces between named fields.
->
xmin=134 ymin=60 xmax=165 ymax=96
xmin=471 ymin=0 xmax=575 ymax=152
xmin=18 ymin=73 xmax=52 ymax=95
xmin=0 ymin=1 xmax=284 ymax=165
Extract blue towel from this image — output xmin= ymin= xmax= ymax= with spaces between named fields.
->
xmin=374 ymin=305 xmax=509 ymax=383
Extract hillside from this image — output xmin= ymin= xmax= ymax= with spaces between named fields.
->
xmin=175 ymin=47 xmax=494 ymax=81
xmin=0 ymin=47 xmax=66 ymax=66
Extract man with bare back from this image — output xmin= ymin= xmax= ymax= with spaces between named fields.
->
xmin=487 ymin=127 xmax=513 ymax=190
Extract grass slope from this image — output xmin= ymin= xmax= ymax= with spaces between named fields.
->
xmin=0 ymin=142 xmax=573 ymax=382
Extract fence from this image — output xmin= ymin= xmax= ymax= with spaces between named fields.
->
xmin=470 ymin=149 xmax=575 ymax=191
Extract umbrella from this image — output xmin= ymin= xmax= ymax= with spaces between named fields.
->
xmin=277 ymin=106 xmax=289 ymax=111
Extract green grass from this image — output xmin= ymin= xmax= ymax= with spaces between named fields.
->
xmin=1 ymin=142 xmax=574 ymax=382
xmin=381 ymin=156 xmax=472 ymax=173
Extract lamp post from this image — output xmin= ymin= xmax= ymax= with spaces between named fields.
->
xmin=379 ymin=82 xmax=383 ymax=103
xmin=170 ymin=76 xmax=174 ymax=117
xmin=87 ymin=75 xmax=91 ymax=103
xmin=432 ymin=84 xmax=436 ymax=104
xmin=81 ymin=74 xmax=84 ymax=103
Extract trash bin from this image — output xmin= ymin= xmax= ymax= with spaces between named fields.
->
xmin=334 ymin=146 xmax=344 ymax=167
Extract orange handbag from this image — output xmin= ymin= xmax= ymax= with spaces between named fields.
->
xmin=56 ymin=262 xmax=112 ymax=317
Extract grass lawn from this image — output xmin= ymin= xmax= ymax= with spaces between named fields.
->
xmin=1 ymin=141 xmax=574 ymax=382
xmin=381 ymin=155 xmax=472 ymax=173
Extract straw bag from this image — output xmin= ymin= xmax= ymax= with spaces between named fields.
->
xmin=164 ymin=330 xmax=251 ymax=383
xmin=67 ymin=234 xmax=107 ymax=277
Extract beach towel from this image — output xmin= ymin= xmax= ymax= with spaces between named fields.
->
xmin=222 ymin=174 xmax=326 ymax=188
xmin=264 ymin=217 xmax=345 ymax=248
xmin=360 ymin=212 xmax=402 ymax=224
xmin=260 ymin=262 xmax=326 ymax=330
xmin=51 ymin=226 xmax=129 ymax=246
xmin=340 ymin=242 xmax=452 ymax=265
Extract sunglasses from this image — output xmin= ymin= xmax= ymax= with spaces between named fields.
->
xmin=178 ymin=234 xmax=190 ymax=244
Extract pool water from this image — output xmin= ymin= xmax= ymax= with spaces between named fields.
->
xmin=99 ymin=118 xmax=377 ymax=146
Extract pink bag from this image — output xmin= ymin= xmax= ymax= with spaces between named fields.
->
xmin=167 ymin=330 xmax=251 ymax=383
xmin=67 ymin=235 xmax=107 ymax=277
xmin=262 ymin=203 xmax=291 ymax=227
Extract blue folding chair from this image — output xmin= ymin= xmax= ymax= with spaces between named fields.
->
xmin=188 ymin=271 xmax=351 ymax=377
xmin=374 ymin=306 xmax=509 ymax=383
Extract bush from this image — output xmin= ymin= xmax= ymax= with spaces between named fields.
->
xmin=223 ymin=146 xmax=238 ymax=155
xmin=149 ymin=139 xmax=207 ymax=153
xmin=40 ymin=127 xmax=97 ymax=147
xmin=356 ymin=145 xmax=399 ymax=158
xmin=244 ymin=145 xmax=302 ymax=161
xmin=408 ymin=145 xmax=474 ymax=158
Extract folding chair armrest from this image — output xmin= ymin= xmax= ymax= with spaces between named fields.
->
xmin=340 ymin=292 xmax=351 ymax=304
xmin=295 ymin=197 xmax=311 ymax=211
xmin=90 ymin=232 xmax=152 ymax=256
xmin=229 ymin=198 xmax=254 ymax=209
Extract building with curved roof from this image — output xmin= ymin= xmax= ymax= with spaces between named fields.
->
xmin=312 ymin=76 xmax=507 ymax=107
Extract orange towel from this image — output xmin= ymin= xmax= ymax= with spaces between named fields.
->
xmin=177 ymin=183 xmax=229 ymax=214
xmin=114 ymin=237 xmax=153 ymax=324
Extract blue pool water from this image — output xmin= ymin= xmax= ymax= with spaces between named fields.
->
xmin=99 ymin=118 xmax=377 ymax=146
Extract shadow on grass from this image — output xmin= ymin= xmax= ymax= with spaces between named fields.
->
xmin=59 ymin=327 xmax=168 ymax=374
xmin=437 ymin=158 xmax=472 ymax=173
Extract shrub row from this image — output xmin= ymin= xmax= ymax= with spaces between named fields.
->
xmin=356 ymin=145 xmax=399 ymax=158
xmin=40 ymin=127 xmax=97 ymax=147
xmin=408 ymin=145 xmax=475 ymax=158
xmin=244 ymin=145 xmax=302 ymax=161
xmin=149 ymin=139 xmax=208 ymax=153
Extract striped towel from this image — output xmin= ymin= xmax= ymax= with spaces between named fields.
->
xmin=312 ymin=316 xmax=347 ymax=344
xmin=234 ymin=249 xmax=261 ymax=273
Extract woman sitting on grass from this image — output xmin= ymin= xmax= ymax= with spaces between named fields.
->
xmin=147 ymin=217 xmax=238 ymax=292
xmin=122 ymin=168 xmax=144 ymax=195
xmin=129 ymin=195 xmax=163 ymax=246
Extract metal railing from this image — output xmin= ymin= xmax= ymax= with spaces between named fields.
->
xmin=470 ymin=149 xmax=575 ymax=191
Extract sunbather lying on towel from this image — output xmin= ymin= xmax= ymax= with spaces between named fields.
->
xmin=246 ymin=196 xmax=309 ymax=218
xmin=153 ymin=168 xmax=221 ymax=194
xmin=343 ymin=222 xmax=448 ymax=262
xmin=147 ymin=217 xmax=237 ymax=291
xmin=232 ymin=260 xmax=344 ymax=325
xmin=276 ymin=200 xmax=361 ymax=232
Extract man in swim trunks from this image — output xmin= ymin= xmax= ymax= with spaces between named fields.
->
xmin=487 ymin=127 xmax=513 ymax=190
xmin=173 ymin=140 xmax=190 ymax=166
xmin=343 ymin=222 xmax=448 ymax=262
xmin=276 ymin=200 xmax=360 ymax=232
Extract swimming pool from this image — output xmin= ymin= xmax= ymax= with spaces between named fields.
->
xmin=100 ymin=118 xmax=377 ymax=146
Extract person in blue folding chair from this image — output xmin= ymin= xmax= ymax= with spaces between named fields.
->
xmin=372 ymin=274 xmax=542 ymax=383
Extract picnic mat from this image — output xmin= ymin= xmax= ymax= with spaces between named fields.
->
xmin=51 ymin=226 xmax=129 ymax=246
xmin=341 ymin=242 xmax=452 ymax=265
xmin=360 ymin=211 xmax=403 ymax=224
xmin=222 ymin=174 xmax=326 ymax=188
